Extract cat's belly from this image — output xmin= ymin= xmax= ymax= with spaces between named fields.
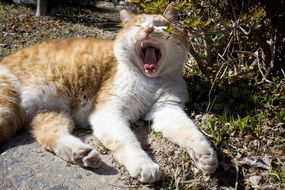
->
xmin=20 ymin=85 xmax=69 ymax=120
xmin=71 ymin=98 xmax=94 ymax=128
xmin=20 ymin=85 xmax=92 ymax=127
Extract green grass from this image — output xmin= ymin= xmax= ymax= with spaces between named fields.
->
xmin=270 ymin=170 xmax=285 ymax=183
xmin=275 ymin=110 xmax=285 ymax=122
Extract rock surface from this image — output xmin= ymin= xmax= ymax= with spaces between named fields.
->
xmin=0 ymin=132 xmax=124 ymax=190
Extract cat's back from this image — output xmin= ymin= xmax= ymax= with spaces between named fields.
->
xmin=0 ymin=38 xmax=117 ymax=124
xmin=0 ymin=38 xmax=115 ymax=81
xmin=0 ymin=38 xmax=117 ymax=96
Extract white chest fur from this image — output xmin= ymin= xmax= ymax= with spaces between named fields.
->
xmin=108 ymin=63 xmax=159 ymax=121
xmin=106 ymin=62 xmax=188 ymax=122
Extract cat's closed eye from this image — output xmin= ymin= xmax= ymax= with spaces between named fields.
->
xmin=152 ymin=20 xmax=167 ymax=27
xmin=134 ymin=24 xmax=143 ymax=28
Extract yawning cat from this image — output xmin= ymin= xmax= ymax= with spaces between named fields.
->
xmin=0 ymin=3 xmax=218 ymax=183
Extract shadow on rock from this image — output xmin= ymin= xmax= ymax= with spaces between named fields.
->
xmin=0 ymin=131 xmax=34 ymax=153
xmin=87 ymin=162 xmax=119 ymax=176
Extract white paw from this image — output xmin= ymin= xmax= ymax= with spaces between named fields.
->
xmin=54 ymin=136 xmax=102 ymax=168
xmin=73 ymin=148 xmax=102 ymax=169
xmin=126 ymin=156 xmax=161 ymax=183
xmin=187 ymin=140 xmax=218 ymax=174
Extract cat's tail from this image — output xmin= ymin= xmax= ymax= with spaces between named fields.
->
xmin=0 ymin=65 xmax=22 ymax=145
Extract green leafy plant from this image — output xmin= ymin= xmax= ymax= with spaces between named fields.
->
xmin=275 ymin=111 xmax=285 ymax=122
xmin=133 ymin=0 xmax=284 ymax=84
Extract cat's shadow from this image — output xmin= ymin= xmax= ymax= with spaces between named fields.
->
xmin=0 ymin=131 xmax=34 ymax=153
xmin=85 ymin=162 xmax=118 ymax=176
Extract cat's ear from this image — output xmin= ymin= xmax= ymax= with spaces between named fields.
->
xmin=120 ymin=9 xmax=135 ymax=24
xmin=163 ymin=3 xmax=179 ymax=23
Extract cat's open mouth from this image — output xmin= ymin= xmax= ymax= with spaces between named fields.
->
xmin=137 ymin=41 xmax=162 ymax=75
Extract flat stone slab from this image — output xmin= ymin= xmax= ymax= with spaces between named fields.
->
xmin=0 ymin=132 xmax=124 ymax=190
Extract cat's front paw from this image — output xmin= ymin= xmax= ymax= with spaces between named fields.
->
xmin=125 ymin=156 xmax=161 ymax=183
xmin=187 ymin=140 xmax=218 ymax=174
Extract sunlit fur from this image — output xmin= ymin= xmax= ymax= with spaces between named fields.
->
xmin=0 ymin=4 xmax=218 ymax=183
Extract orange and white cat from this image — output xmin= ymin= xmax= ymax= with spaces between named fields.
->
xmin=0 ymin=3 xmax=218 ymax=183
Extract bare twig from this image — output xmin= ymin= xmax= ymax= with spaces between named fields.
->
xmin=206 ymin=61 xmax=227 ymax=113
xmin=239 ymin=26 xmax=273 ymax=83
xmin=259 ymin=28 xmax=277 ymax=83
xmin=107 ymin=183 xmax=139 ymax=189
xmin=235 ymin=164 xmax=239 ymax=190
xmin=188 ymin=41 xmax=210 ymax=74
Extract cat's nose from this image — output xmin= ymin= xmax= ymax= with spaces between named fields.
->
xmin=143 ymin=26 xmax=154 ymax=36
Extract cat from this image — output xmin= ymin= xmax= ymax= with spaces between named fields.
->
xmin=0 ymin=3 xmax=218 ymax=183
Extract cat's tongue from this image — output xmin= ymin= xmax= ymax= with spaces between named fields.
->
xmin=143 ymin=47 xmax=157 ymax=73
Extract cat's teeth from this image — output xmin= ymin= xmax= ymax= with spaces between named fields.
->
xmin=141 ymin=42 xmax=144 ymax=48
xmin=145 ymin=69 xmax=156 ymax=74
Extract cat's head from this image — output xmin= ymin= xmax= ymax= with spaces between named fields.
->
xmin=114 ymin=3 xmax=188 ymax=78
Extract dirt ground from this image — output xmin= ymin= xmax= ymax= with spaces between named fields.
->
xmin=0 ymin=1 xmax=284 ymax=189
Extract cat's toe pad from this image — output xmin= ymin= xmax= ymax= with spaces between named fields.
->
xmin=72 ymin=148 xmax=101 ymax=169
xmin=126 ymin=157 xmax=161 ymax=183
xmin=82 ymin=149 xmax=102 ymax=168
xmin=194 ymin=151 xmax=218 ymax=174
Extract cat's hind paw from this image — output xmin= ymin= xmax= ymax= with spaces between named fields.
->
xmin=54 ymin=136 xmax=102 ymax=169
xmin=193 ymin=150 xmax=218 ymax=174
xmin=74 ymin=148 xmax=102 ymax=169
xmin=126 ymin=157 xmax=161 ymax=183
xmin=187 ymin=141 xmax=218 ymax=174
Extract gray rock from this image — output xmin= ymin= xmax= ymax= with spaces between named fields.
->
xmin=0 ymin=133 xmax=122 ymax=190
xmin=13 ymin=171 xmax=33 ymax=187
xmin=49 ymin=184 xmax=69 ymax=190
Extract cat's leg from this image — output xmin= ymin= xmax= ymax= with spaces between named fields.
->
xmin=90 ymin=111 xmax=161 ymax=183
xmin=0 ymin=73 xmax=22 ymax=144
xmin=31 ymin=111 xmax=101 ymax=168
xmin=146 ymin=106 xmax=218 ymax=174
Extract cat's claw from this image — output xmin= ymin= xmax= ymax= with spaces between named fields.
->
xmin=187 ymin=141 xmax=218 ymax=174
xmin=126 ymin=157 xmax=161 ymax=183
